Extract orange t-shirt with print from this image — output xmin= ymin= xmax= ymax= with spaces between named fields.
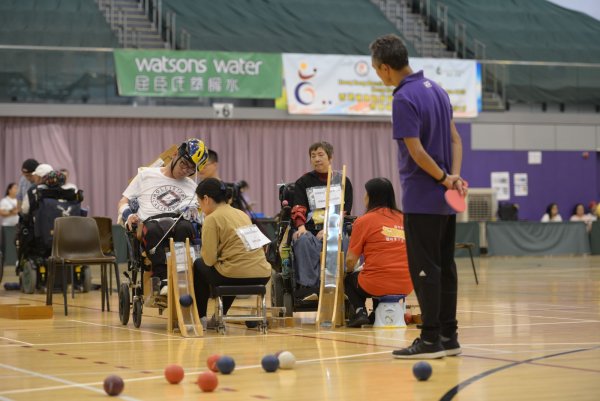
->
xmin=348 ymin=208 xmax=412 ymax=296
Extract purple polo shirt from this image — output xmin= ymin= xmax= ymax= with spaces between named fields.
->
xmin=392 ymin=70 xmax=454 ymax=215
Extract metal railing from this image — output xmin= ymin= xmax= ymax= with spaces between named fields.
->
xmin=96 ymin=0 xmax=184 ymax=49
xmin=1 ymin=45 xmax=598 ymax=110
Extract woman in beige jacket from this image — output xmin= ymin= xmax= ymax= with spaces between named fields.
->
xmin=193 ymin=178 xmax=271 ymax=326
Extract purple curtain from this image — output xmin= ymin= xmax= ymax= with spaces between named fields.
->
xmin=1 ymin=117 xmax=400 ymax=219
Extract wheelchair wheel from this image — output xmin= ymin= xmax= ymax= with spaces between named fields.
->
xmin=132 ymin=297 xmax=143 ymax=328
xmin=20 ymin=259 xmax=37 ymax=294
xmin=118 ymin=283 xmax=130 ymax=325
xmin=283 ymin=292 xmax=293 ymax=317
xmin=271 ymin=270 xmax=284 ymax=307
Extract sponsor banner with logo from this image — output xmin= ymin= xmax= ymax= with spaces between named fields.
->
xmin=114 ymin=49 xmax=282 ymax=98
xmin=282 ymin=53 xmax=481 ymax=117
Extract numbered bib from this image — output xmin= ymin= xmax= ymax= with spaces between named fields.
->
xmin=307 ymin=184 xmax=342 ymax=210
xmin=235 ymin=224 xmax=271 ymax=251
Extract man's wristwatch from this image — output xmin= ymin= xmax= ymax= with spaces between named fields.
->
xmin=435 ymin=171 xmax=447 ymax=183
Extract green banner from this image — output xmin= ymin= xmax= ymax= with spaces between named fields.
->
xmin=113 ymin=50 xmax=281 ymax=98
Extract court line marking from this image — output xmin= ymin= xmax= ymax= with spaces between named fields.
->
xmin=471 ymin=308 xmax=600 ymax=316
xmin=68 ymin=320 xmax=178 ymax=338
xmin=68 ymin=319 xmax=293 ymax=341
xmin=465 ymin=341 xmax=600 ymax=347
xmin=1 ymin=328 xmax=598 ymax=396
xmin=0 ymin=363 xmax=141 ymax=400
xmin=473 ymin=302 xmax=593 ymax=310
xmin=458 ymin=320 xmax=600 ymax=329
xmin=439 ymin=345 xmax=600 ymax=401
xmin=0 ymin=349 xmax=393 ymax=396
xmin=295 ymin=331 xmax=510 ymax=354
xmin=0 ymin=337 xmax=32 ymax=346
xmin=455 ymin=308 xmax=595 ymax=322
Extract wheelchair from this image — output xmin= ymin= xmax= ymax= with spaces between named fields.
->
xmin=119 ymin=214 xmax=200 ymax=328
xmin=15 ymin=186 xmax=90 ymax=294
xmin=267 ymin=183 xmax=356 ymax=317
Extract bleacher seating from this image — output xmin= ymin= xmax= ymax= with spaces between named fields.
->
xmin=424 ymin=0 xmax=600 ymax=105
xmin=0 ymin=0 xmax=119 ymax=47
xmin=0 ymin=0 xmax=120 ymax=103
xmin=161 ymin=0 xmax=418 ymax=55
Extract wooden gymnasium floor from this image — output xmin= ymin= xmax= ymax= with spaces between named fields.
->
xmin=1 ymin=255 xmax=599 ymax=401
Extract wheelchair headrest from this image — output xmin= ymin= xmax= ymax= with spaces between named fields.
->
xmin=278 ymin=183 xmax=295 ymax=205
xmin=37 ymin=187 xmax=83 ymax=203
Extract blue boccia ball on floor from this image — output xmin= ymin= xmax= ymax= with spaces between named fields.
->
xmin=179 ymin=294 xmax=193 ymax=307
xmin=216 ymin=356 xmax=236 ymax=374
xmin=261 ymin=354 xmax=279 ymax=373
xmin=412 ymin=361 xmax=432 ymax=381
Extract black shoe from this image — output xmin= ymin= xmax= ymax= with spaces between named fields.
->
xmin=392 ymin=338 xmax=446 ymax=359
xmin=442 ymin=335 xmax=462 ymax=356
xmin=368 ymin=311 xmax=375 ymax=325
xmin=347 ymin=309 xmax=370 ymax=328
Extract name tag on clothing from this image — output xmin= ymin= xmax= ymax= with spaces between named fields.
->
xmin=307 ymin=184 xmax=342 ymax=210
xmin=236 ymin=224 xmax=271 ymax=251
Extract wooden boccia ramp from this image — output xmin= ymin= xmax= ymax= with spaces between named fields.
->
xmin=166 ymin=238 xmax=203 ymax=337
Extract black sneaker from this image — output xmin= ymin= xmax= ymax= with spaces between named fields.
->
xmin=442 ymin=336 xmax=462 ymax=356
xmin=368 ymin=311 xmax=375 ymax=325
xmin=347 ymin=309 xmax=370 ymax=328
xmin=392 ymin=338 xmax=446 ymax=359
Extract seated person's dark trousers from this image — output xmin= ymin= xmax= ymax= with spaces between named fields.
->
xmin=193 ymin=258 xmax=270 ymax=318
xmin=344 ymin=271 xmax=379 ymax=311
xmin=141 ymin=218 xmax=196 ymax=281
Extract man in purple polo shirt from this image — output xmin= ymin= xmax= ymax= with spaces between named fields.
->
xmin=370 ymin=34 xmax=467 ymax=359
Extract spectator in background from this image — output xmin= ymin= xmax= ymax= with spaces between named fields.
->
xmin=17 ymin=158 xmax=39 ymax=207
xmin=570 ymin=203 xmax=596 ymax=232
xmin=0 ymin=183 xmax=19 ymax=227
xmin=541 ymin=203 xmax=562 ymax=222
xmin=20 ymin=164 xmax=54 ymax=215
xmin=590 ymin=201 xmax=600 ymax=219
xmin=199 ymin=149 xmax=219 ymax=181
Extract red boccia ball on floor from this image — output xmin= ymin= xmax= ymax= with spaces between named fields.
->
xmin=206 ymin=354 xmax=220 ymax=372
xmin=164 ymin=364 xmax=185 ymax=384
xmin=197 ymin=371 xmax=218 ymax=392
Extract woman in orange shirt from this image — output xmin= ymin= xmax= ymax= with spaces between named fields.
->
xmin=345 ymin=178 xmax=413 ymax=327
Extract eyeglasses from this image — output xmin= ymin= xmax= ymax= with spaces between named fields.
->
xmin=178 ymin=159 xmax=196 ymax=173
